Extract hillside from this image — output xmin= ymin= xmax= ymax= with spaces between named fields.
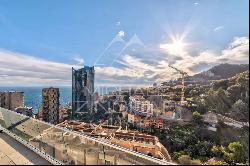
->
xmin=204 ymin=70 xmax=249 ymax=122
xmin=193 ymin=63 xmax=249 ymax=80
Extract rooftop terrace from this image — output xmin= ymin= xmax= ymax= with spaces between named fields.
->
xmin=0 ymin=107 xmax=175 ymax=165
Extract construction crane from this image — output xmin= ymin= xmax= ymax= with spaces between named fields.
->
xmin=168 ymin=64 xmax=188 ymax=105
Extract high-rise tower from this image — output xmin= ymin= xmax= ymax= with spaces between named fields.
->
xmin=72 ymin=66 xmax=95 ymax=120
xmin=41 ymin=87 xmax=60 ymax=124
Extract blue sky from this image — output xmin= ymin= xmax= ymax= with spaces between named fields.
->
xmin=0 ymin=0 xmax=249 ymax=86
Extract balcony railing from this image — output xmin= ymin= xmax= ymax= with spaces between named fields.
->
xmin=0 ymin=107 xmax=175 ymax=165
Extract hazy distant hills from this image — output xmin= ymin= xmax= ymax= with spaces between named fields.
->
xmin=161 ymin=63 xmax=249 ymax=86
xmin=192 ymin=63 xmax=249 ymax=81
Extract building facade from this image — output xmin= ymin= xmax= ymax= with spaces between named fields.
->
xmin=0 ymin=91 xmax=24 ymax=110
xmin=41 ymin=87 xmax=60 ymax=125
xmin=129 ymin=96 xmax=154 ymax=115
xmin=72 ymin=66 xmax=95 ymax=120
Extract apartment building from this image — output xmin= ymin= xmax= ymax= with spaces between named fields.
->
xmin=40 ymin=87 xmax=60 ymax=125
xmin=0 ymin=91 xmax=24 ymax=110
xmin=144 ymin=117 xmax=164 ymax=129
xmin=129 ymin=96 xmax=154 ymax=114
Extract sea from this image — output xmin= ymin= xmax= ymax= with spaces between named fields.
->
xmin=0 ymin=86 xmax=131 ymax=114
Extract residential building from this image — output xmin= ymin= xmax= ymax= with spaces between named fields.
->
xmin=129 ymin=96 xmax=154 ymax=115
xmin=127 ymin=113 xmax=135 ymax=124
xmin=141 ymin=101 xmax=154 ymax=114
xmin=162 ymin=100 xmax=176 ymax=112
xmin=0 ymin=91 xmax=24 ymax=110
xmin=164 ymin=111 xmax=175 ymax=119
xmin=134 ymin=114 xmax=142 ymax=124
xmin=59 ymin=107 xmax=71 ymax=123
xmin=41 ymin=87 xmax=60 ymax=125
xmin=58 ymin=120 xmax=172 ymax=161
xmin=203 ymin=111 xmax=218 ymax=131
xmin=144 ymin=117 xmax=164 ymax=129
xmin=72 ymin=66 xmax=95 ymax=120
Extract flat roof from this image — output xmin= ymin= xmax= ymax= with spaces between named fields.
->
xmin=0 ymin=132 xmax=51 ymax=165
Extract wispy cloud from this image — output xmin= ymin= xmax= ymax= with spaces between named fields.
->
xmin=214 ymin=25 xmax=224 ymax=32
xmin=0 ymin=50 xmax=81 ymax=86
xmin=97 ymin=36 xmax=249 ymax=86
xmin=0 ymin=36 xmax=248 ymax=86
xmin=73 ymin=56 xmax=85 ymax=65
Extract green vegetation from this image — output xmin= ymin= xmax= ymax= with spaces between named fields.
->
xmin=167 ymin=71 xmax=249 ymax=164
xmin=153 ymin=111 xmax=249 ymax=164
xmin=215 ymin=160 xmax=228 ymax=165
xmin=223 ymin=142 xmax=248 ymax=164
xmin=177 ymin=155 xmax=202 ymax=165
xmin=204 ymin=71 xmax=249 ymax=122
xmin=192 ymin=111 xmax=202 ymax=124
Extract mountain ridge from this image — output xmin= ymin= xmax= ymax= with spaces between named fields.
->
xmin=192 ymin=63 xmax=249 ymax=80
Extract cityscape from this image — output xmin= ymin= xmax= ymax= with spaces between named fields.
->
xmin=0 ymin=0 xmax=249 ymax=165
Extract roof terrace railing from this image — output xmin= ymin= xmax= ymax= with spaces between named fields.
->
xmin=0 ymin=107 xmax=175 ymax=165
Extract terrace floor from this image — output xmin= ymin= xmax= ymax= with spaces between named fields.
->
xmin=0 ymin=132 xmax=51 ymax=165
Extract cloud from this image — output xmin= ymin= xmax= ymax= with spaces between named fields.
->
xmin=116 ymin=21 xmax=121 ymax=26
xmin=0 ymin=36 xmax=248 ymax=87
xmin=194 ymin=2 xmax=199 ymax=5
xmin=118 ymin=31 xmax=125 ymax=38
xmin=73 ymin=56 xmax=85 ymax=65
xmin=214 ymin=25 xmax=224 ymax=32
xmin=0 ymin=49 xmax=81 ymax=86
xmin=159 ymin=36 xmax=249 ymax=75
xmin=220 ymin=36 xmax=249 ymax=64
xmin=96 ymin=36 xmax=249 ymax=86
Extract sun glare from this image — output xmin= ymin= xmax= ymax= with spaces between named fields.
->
xmin=160 ymin=36 xmax=188 ymax=55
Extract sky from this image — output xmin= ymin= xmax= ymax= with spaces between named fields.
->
xmin=0 ymin=0 xmax=249 ymax=86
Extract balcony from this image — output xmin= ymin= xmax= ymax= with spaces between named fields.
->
xmin=0 ymin=107 xmax=175 ymax=165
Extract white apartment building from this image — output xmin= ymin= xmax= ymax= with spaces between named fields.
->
xmin=129 ymin=96 xmax=154 ymax=114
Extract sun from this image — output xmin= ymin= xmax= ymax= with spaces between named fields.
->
xmin=171 ymin=39 xmax=186 ymax=52
xmin=160 ymin=36 xmax=188 ymax=55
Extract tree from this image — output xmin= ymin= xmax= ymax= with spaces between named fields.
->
xmin=215 ymin=160 xmax=228 ymax=165
xmin=172 ymin=151 xmax=186 ymax=161
xmin=223 ymin=152 xmax=234 ymax=164
xmin=193 ymin=111 xmax=202 ymax=124
xmin=211 ymin=145 xmax=225 ymax=158
xmin=224 ymin=142 xmax=247 ymax=164
xmin=227 ymin=84 xmax=243 ymax=103
xmin=178 ymin=155 xmax=192 ymax=165
xmin=195 ymin=141 xmax=213 ymax=158
xmin=230 ymin=99 xmax=249 ymax=122
xmin=228 ymin=142 xmax=247 ymax=163
xmin=205 ymin=88 xmax=231 ymax=114
xmin=213 ymin=80 xmax=229 ymax=90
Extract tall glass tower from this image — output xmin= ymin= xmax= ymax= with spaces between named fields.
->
xmin=72 ymin=66 xmax=95 ymax=120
